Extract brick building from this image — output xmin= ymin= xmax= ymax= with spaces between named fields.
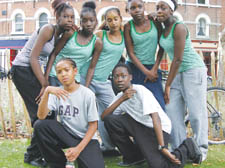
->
xmin=0 ymin=0 xmax=224 ymax=72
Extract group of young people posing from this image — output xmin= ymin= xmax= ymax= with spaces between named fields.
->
xmin=10 ymin=0 xmax=208 ymax=167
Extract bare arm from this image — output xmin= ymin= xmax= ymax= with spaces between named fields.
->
xmin=151 ymin=113 xmax=165 ymax=147
xmin=30 ymin=25 xmax=54 ymax=87
xmin=37 ymin=86 xmax=69 ymax=119
xmin=151 ymin=20 xmax=164 ymax=71
xmin=65 ymin=121 xmax=98 ymax=161
xmin=37 ymin=86 xmax=51 ymax=120
xmin=45 ymin=29 xmax=75 ymax=81
xmin=101 ymin=88 xmax=136 ymax=120
xmin=164 ymin=24 xmax=187 ymax=104
xmin=95 ymin=30 xmax=103 ymax=39
xmin=151 ymin=112 xmax=181 ymax=165
xmin=144 ymin=19 xmax=164 ymax=82
xmin=84 ymin=37 xmax=103 ymax=87
xmin=101 ymin=96 xmax=125 ymax=120
xmin=30 ymin=25 xmax=57 ymax=103
xmin=153 ymin=47 xmax=164 ymax=71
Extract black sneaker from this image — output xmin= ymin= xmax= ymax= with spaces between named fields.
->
xmin=183 ymin=138 xmax=202 ymax=164
xmin=117 ymin=158 xmax=145 ymax=167
xmin=24 ymin=157 xmax=47 ymax=167
xmin=100 ymin=145 xmax=121 ymax=157
xmin=102 ymin=149 xmax=121 ymax=157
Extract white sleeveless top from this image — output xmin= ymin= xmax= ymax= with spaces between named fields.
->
xmin=13 ymin=25 xmax=55 ymax=67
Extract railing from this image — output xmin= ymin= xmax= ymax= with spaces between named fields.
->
xmin=0 ymin=49 xmax=32 ymax=139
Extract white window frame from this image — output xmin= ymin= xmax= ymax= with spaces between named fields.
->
xmin=34 ymin=8 xmax=51 ymax=30
xmin=39 ymin=13 xmax=48 ymax=28
xmin=196 ymin=0 xmax=209 ymax=5
xmin=11 ymin=9 xmax=25 ymax=34
xmin=195 ymin=13 xmax=211 ymax=38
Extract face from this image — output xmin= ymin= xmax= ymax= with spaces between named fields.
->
xmin=113 ymin=67 xmax=132 ymax=92
xmin=106 ymin=10 xmax=122 ymax=32
xmin=57 ymin=8 xmax=75 ymax=31
xmin=129 ymin=0 xmax=145 ymax=21
xmin=80 ymin=12 xmax=97 ymax=34
xmin=56 ymin=60 xmax=77 ymax=86
xmin=156 ymin=1 xmax=173 ymax=22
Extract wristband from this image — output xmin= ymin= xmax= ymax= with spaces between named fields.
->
xmin=158 ymin=145 xmax=167 ymax=151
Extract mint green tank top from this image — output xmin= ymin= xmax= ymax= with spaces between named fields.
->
xmin=80 ymin=30 xmax=125 ymax=82
xmin=159 ymin=21 xmax=205 ymax=72
xmin=50 ymin=31 xmax=96 ymax=82
xmin=127 ymin=20 xmax=158 ymax=65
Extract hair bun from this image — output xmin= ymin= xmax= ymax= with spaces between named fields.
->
xmin=51 ymin=0 xmax=66 ymax=10
xmin=82 ymin=0 xmax=96 ymax=10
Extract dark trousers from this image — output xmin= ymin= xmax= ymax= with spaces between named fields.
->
xmin=34 ymin=119 xmax=105 ymax=168
xmin=126 ymin=62 xmax=165 ymax=110
xmin=104 ymin=114 xmax=189 ymax=168
xmin=10 ymin=65 xmax=42 ymax=159
xmin=49 ymin=76 xmax=61 ymax=86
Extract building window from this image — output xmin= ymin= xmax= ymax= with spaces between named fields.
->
xmin=34 ymin=8 xmax=51 ymax=30
xmin=197 ymin=18 xmax=206 ymax=36
xmin=196 ymin=13 xmax=210 ymax=38
xmin=11 ymin=9 xmax=25 ymax=34
xmin=198 ymin=0 xmax=205 ymax=4
xmin=39 ymin=13 xmax=48 ymax=28
xmin=196 ymin=0 xmax=209 ymax=5
xmin=15 ymin=13 xmax=23 ymax=32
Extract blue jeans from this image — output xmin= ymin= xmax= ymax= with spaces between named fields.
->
xmin=165 ymin=67 xmax=208 ymax=159
xmin=126 ymin=62 xmax=165 ymax=110
xmin=80 ymin=77 xmax=115 ymax=150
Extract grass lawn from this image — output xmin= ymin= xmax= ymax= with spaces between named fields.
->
xmin=0 ymin=139 xmax=225 ymax=168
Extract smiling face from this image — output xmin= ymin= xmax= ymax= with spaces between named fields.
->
xmin=156 ymin=1 xmax=173 ymax=23
xmin=113 ymin=66 xmax=132 ymax=92
xmin=129 ymin=0 xmax=145 ymax=21
xmin=55 ymin=60 xmax=77 ymax=86
xmin=57 ymin=8 xmax=75 ymax=31
xmin=80 ymin=12 xmax=97 ymax=34
xmin=105 ymin=9 xmax=122 ymax=32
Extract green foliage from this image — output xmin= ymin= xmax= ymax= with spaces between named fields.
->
xmin=0 ymin=139 xmax=225 ymax=168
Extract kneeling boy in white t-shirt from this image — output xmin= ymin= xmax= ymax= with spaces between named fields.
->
xmin=101 ymin=63 xmax=202 ymax=168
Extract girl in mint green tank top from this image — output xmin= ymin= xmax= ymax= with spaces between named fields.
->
xmin=156 ymin=1 xmax=208 ymax=161
xmin=156 ymin=1 xmax=205 ymax=104
xmin=124 ymin=0 xmax=165 ymax=110
xmin=49 ymin=31 xmax=97 ymax=83
xmin=80 ymin=29 xmax=124 ymax=82
xmin=45 ymin=1 xmax=102 ymax=85
xmin=80 ymin=7 xmax=125 ymax=83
